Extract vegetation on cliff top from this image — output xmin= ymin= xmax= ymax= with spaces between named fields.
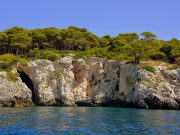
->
xmin=0 ymin=26 xmax=179 ymax=71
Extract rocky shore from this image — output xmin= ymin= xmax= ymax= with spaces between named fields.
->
xmin=0 ymin=55 xmax=179 ymax=109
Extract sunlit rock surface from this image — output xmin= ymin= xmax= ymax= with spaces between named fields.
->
xmin=0 ymin=72 xmax=33 ymax=107
xmin=0 ymin=55 xmax=179 ymax=109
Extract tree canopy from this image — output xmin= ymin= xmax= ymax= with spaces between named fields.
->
xmin=0 ymin=26 xmax=179 ymax=65
xmin=141 ymin=32 xmax=157 ymax=40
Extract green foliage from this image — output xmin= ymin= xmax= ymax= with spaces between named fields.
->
xmin=0 ymin=32 xmax=8 ymax=46
xmin=141 ymin=32 xmax=157 ymax=40
xmin=73 ymin=51 xmax=86 ymax=59
xmin=86 ymin=48 xmax=109 ymax=59
xmin=26 ymin=48 xmax=60 ymax=61
xmin=31 ymin=29 xmax=48 ymax=49
xmin=27 ymin=48 xmax=41 ymax=59
xmin=53 ymin=70 xmax=61 ymax=75
xmin=142 ymin=66 xmax=156 ymax=74
xmin=53 ymin=70 xmax=62 ymax=81
xmin=98 ymin=37 xmax=109 ymax=48
xmin=160 ymin=45 xmax=175 ymax=62
xmin=43 ymin=50 xmax=59 ymax=61
xmin=171 ymin=43 xmax=180 ymax=62
xmin=117 ymin=33 xmax=139 ymax=42
xmin=149 ymin=52 xmax=166 ymax=60
xmin=126 ymin=41 xmax=148 ymax=63
xmin=0 ymin=54 xmax=27 ymax=71
xmin=0 ymin=27 xmax=31 ymax=54
xmin=7 ymin=71 xmax=19 ymax=82
xmin=0 ymin=26 xmax=179 ymax=65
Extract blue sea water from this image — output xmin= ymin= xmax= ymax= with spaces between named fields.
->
xmin=0 ymin=107 xmax=179 ymax=135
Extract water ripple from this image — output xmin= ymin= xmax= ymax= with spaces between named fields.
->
xmin=0 ymin=107 xmax=179 ymax=135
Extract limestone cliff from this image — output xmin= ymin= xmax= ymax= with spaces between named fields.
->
xmin=0 ymin=72 xmax=33 ymax=107
xmin=0 ymin=55 xmax=179 ymax=109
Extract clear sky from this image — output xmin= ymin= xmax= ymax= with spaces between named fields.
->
xmin=0 ymin=0 xmax=179 ymax=40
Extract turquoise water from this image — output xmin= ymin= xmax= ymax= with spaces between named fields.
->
xmin=0 ymin=107 xmax=179 ymax=135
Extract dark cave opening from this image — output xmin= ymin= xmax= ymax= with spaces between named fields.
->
xmin=18 ymin=70 xmax=37 ymax=104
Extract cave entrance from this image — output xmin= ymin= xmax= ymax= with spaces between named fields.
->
xmin=18 ymin=70 xmax=37 ymax=104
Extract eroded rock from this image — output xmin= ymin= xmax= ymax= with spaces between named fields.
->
xmin=0 ymin=56 xmax=180 ymax=109
xmin=0 ymin=72 xmax=34 ymax=107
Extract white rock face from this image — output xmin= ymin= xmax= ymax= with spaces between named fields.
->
xmin=135 ymin=68 xmax=180 ymax=109
xmin=0 ymin=72 xmax=33 ymax=107
xmin=20 ymin=57 xmax=75 ymax=106
xmin=0 ymin=56 xmax=180 ymax=109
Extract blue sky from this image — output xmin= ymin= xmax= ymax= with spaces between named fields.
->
xmin=0 ymin=0 xmax=179 ymax=40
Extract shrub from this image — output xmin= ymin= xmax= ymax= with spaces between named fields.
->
xmin=26 ymin=48 xmax=60 ymax=61
xmin=142 ymin=66 xmax=156 ymax=74
xmin=160 ymin=45 xmax=175 ymax=62
xmin=42 ymin=51 xmax=59 ymax=61
xmin=7 ymin=71 xmax=19 ymax=82
xmin=149 ymin=52 xmax=166 ymax=60
xmin=26 ymin=48 xmax=41 ymax=59
xmin=53 ymin=70 xmax=61 ymax=75
xmin=86 ymin=48 xmax=109 ymax=58
xmin=73 ymin=51 xmax=86 ymax=59
xmin=0 ymin=54 xmax=27 ymax=71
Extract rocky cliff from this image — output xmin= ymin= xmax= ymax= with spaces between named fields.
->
xmin=0 ymin=55 xmax=180 ymax=109
xmin=0 ymin=71 xmax=33 ymax=107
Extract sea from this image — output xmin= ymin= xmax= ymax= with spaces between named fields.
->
xmin=0 ymin=107 xmax=179 ymax=135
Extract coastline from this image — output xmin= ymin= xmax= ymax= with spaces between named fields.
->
xmin=0 ymin=56 xmax=180 ymax=110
